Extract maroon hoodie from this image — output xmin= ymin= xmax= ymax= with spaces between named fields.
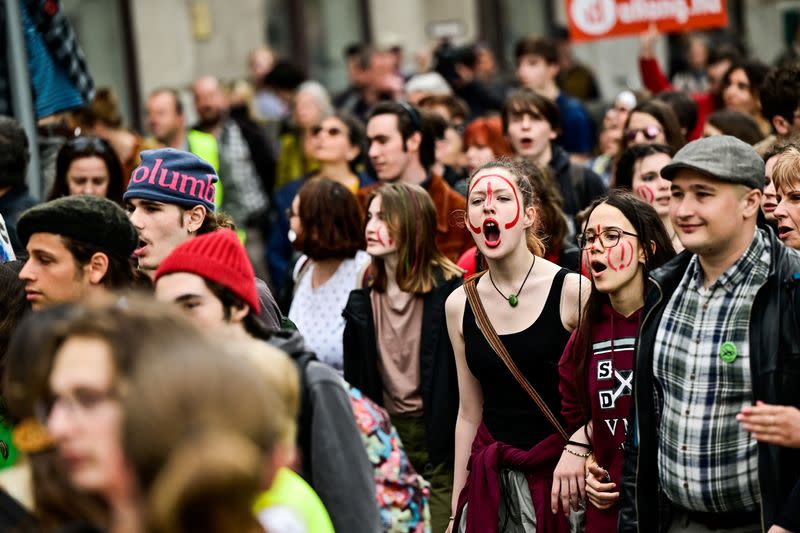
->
xmin=558 ymin=302 xmax=641 ymax=533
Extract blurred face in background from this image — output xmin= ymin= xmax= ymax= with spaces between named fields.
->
xmin=762 ymin=155 xmax=779 ymax=224
xmin=631 ymin=153 xmax=672 ymax=218
xmin=294 ymin=90 xmax=325 ymax=131
xmin=311 ymin=116 xmax=360 ymax=165
xmin=146 ymin=92 xmax=184 ymax=146
xmin=192 ymin=77 xmax=228 ymax=128
xmin=465 ymin=144 xmax=495 ymax=175
xmin=66 ymin=156 xmax=110 ymax=198
xmin=47 ymin=336 xmax=130 ymax=497
xmin=723 ymin=68 xmax=757 ymax=116
xmin=625 ymin=112 xmax=667 ymax=146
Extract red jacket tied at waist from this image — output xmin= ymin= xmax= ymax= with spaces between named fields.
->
xmin=454 ymin=421 xmax=570 ymax=533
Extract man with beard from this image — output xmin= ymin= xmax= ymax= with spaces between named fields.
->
xmin=191 ymin=76 xmax=271 ymax=230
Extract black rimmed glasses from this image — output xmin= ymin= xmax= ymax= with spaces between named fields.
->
xmin=577 ymin=228 xmax=638 ymax=250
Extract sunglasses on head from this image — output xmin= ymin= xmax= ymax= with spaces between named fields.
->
xmin=66 ymin=136 xmax=109 ymax=153
xmin=310 ymin=125 xmax=343 ymax=137
xmin=625 ymin=126 xmax=662 ymax=142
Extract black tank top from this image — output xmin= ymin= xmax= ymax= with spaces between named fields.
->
xmin=463 ymin=268 xmax=572 ymax=451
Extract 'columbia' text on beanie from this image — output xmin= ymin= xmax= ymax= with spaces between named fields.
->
xmin=124 ymin=148 xmax=218 ymax=212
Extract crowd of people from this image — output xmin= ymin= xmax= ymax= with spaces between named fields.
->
xmin=1 ymin=24 xmax=800 ymax=533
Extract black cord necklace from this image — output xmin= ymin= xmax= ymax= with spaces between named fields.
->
xmin=488 ymin=255 xmax=535 ymax=307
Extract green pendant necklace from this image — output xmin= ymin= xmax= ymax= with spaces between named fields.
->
xmin=488 ymin=256 xmax=535 ymax=307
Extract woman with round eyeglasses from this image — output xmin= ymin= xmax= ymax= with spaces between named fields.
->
xmin=268 ymin=111 xmax=375 ymax=299
xmin=48 ymin=136 xmax=126 ymax=205
xmin=619 ymin=100 xmax=685 ymax=157
xmin=553 ymin=192 xmax=674 ymax=532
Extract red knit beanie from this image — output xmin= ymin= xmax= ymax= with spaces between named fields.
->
xmin=154 ymin=229 xmax=260 ymax=313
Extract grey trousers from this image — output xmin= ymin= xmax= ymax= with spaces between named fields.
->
xmin=667 ymin=510 xmax=762 ymax=533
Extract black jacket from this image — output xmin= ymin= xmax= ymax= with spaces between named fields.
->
xmin=548 ymin=144 xmax=607 ymax=220
xmin=619 ymin=229 xmax=800 ymax=532
xmin=342 ymin=271 xmax=462 ymax=466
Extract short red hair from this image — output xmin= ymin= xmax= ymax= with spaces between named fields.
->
xmin=463 ymin=117 xmax=513 ymax=159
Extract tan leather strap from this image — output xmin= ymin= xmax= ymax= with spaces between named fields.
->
xmin=464 ymin=274 xmax=569 ymax=441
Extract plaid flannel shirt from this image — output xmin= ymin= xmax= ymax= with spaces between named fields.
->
xmin=653 ymin=229 xmax=770 ymax=513
xmin=218 ymin=119 xmax=268 ymax=225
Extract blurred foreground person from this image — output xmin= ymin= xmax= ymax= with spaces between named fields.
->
xmin=122 ymin=331 xmax=295 ymax=533
xmin=154 ymin=229 xmax=379 ymax=532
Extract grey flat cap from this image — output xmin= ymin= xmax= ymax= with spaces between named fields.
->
xmin=661 ymin=135 xmax=765 ymax=190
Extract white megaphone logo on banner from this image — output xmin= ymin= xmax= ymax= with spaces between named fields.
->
xmin=571 ymin=0 xmax=617 ymax=35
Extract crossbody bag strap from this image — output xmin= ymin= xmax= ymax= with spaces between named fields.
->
xmin=464 ymin=275 xmax=569 ymax=441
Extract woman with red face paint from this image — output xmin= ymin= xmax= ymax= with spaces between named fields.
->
xmin=457 ymin=161 xmax=579 ymax=275
xmin=554 ymin=192 xmax=674 ymax=533
xmin=615 ymin=144 xmax=683 ymax=253
xmin=342 ymin=182 xmax=463 ymax=533
xmin=445 ymin=157 xmax=589 ymax=532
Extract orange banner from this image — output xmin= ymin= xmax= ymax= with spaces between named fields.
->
xmin=566 ymin=0 xmax=729 ymax=42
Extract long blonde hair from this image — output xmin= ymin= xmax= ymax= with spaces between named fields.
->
xmin=368 ymin=182 xmax=463 ymax=294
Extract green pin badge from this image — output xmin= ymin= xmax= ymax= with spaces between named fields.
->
xmin=719 ymin=342 xmax=737 ymax=363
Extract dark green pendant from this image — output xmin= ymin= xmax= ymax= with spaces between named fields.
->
xmin=508 ymin=294 xmax=519 ymax=307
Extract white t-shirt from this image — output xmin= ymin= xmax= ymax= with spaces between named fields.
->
xmin=288 ymin=251 xmax=370 ymax=373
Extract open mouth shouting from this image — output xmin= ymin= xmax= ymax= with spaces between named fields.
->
xmin=133 ymin=238 xmax=150 ymax=257
xmin=483 ymin=218 xmax=501 ymax=248
xmin=590 ymin=259 xmax=608 ymax=278
xmin=518 ymin=136 xmax=534 ymax=150
xmin=779 ymin=224 xmax=795 ymax=241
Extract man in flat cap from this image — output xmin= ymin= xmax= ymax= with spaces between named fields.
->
xmin=17 ymin=195 xmax=139 ymax=310
xmin=619 ymin=136 xmax=800 ymax=532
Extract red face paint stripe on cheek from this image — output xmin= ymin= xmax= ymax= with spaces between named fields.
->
xmin=582 ymin=250 xmax=591 ymax=277
xmin=636 ymin=185 xmax=655 ymax=204
xmin=626 ymin=241 xmax=634 ymax=267
xmin=606 ymin=248 xmax=618 ymax=271
xmin=375 ymin=228 xmax=386 ymax=246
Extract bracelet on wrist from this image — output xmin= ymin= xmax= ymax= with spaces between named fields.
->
xmin=567 ymin=439 xmax=592 ymax=450
xmin=563 ymin=445 xmax=592 ymax=458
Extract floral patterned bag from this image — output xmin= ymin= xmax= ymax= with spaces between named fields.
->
xmin=347 ymin=385 xmax=431 ymax=533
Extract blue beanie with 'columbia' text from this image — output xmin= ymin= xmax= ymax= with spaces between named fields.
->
xmin=124 ymin=148 xmax=218 ymax=212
